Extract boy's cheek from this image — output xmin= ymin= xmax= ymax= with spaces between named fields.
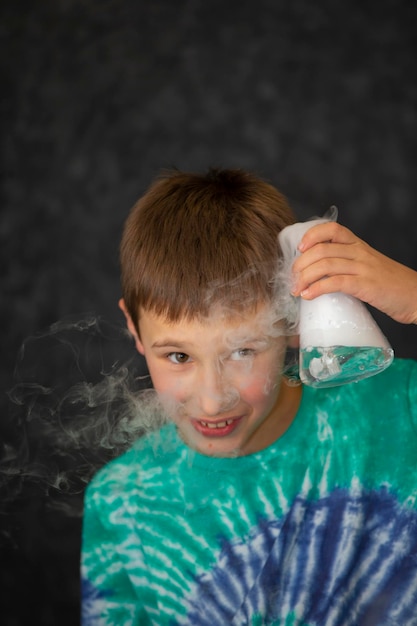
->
xmin=239 ymin=360 xmax=282 ymax=397
xmin=158 ymin=393 xmax=183 ymax=421
xmin=240 ymin=378 xmax=275 ymax=406
xmin=150 ymin=374 xmax=187 ymax=406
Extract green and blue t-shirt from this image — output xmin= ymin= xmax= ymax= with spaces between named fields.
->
xmin=81 ymin=359 xmax=417 ymax=625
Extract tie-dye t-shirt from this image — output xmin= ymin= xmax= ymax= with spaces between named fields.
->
xmin=81 ymin=359 xmax=417 ymax=625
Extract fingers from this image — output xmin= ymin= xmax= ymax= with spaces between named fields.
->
xmin=294 ymin=273 xmax=371 ymax=302
xmin=292 ymin=258 xmax=363 ymax=299
xmin=298 ymin=221 xmax=358 ymax=252
xmin=292 ymin=236 xmax=370 ymax=297
xmin=293 ymin=242 xmax=359 ymax=273
xmin=291 ymin=222 xmax=378 ymax=302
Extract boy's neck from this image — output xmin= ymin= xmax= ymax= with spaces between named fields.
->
xmin=242 ymin=380 xmax=303 ymax=456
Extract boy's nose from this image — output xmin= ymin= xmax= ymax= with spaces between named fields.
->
xmin=199 ymin=389 xmax=227 ymax=417
xmin=197 ymin=369 xmax=237 ymax=417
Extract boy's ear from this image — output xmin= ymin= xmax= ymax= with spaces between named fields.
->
xmin=118 ymin=298 xmax=145 ymax=355
xmin=287 ymin=335 xmax=300 ymax=349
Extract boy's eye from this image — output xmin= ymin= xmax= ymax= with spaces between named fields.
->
xmin=167 ymin=352 xmax=191 ymax=364
xmin=230 ymin=348 xmax=255 ymax=361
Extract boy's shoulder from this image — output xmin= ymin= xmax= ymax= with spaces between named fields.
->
xmin=86 ymin=423 xmax=181 ymax=498
xmin=304 ymin=357 xmax=417 ymax=437
xmin=316 ymin=357 xmax=416 ymax=400
xmin=311 ymin=357 xmax=416 ymax=404
xmin=379 ymin=356 xmax=416 ymax=378
xmin=349 ymin=357 xmax=416 ymax=397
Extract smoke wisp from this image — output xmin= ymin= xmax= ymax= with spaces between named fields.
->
xmin=1 ymin=316 xmax=166 ymax=519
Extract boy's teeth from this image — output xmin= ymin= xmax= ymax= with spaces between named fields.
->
xmin=201 ymin=419 xmax=233 ymax=429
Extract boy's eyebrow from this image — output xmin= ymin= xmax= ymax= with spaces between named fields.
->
xmin=151 ymin=339 xmax=189 ymax=349
xmin=151 ymin=333 xmax=271 ymax=350
xmin=228 ymin=336 xmax=271 ymax=350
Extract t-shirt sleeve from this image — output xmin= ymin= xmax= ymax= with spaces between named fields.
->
xmin=81 ymin=479 xmax=151 ymax=626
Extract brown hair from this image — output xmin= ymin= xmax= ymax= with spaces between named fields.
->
xmin=120 ymin=168 xmax=295 ymax=329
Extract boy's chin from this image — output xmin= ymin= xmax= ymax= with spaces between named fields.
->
xmin=193 ymin=440 xmax=242 ymax=458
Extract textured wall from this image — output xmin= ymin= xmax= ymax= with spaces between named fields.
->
xmin=2 ymin=1 xmax=417 ymax=623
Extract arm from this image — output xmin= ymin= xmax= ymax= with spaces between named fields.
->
xmin=290 ymin=221 xmax=417 ymax=325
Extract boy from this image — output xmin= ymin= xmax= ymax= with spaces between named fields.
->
xmin=82 ymin=168 xmax=417 ymax=625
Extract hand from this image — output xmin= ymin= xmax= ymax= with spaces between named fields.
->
xmin=291 ymin=221 xmax=417 ymax=325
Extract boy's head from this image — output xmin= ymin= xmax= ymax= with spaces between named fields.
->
xmin=119 ymin=168 xmax=301 ymax=456
xmin=120 ymin=168 xmax=295 ymax=331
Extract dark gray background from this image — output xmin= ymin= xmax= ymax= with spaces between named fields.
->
xmin=1 ymin=0 xmax=417 ymax=623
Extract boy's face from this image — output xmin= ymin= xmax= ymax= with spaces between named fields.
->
xmin=127 ymin=304 xmax=300 ymax=457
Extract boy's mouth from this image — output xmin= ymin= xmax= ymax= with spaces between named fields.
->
xmin=192 ymin=417 xmax=242 ymax=437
